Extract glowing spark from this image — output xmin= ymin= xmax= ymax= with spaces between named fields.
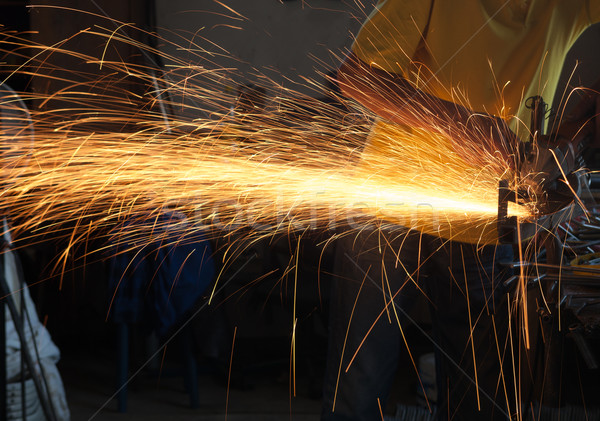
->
xmin=0 ymin=12 xmax=569 ymax=421
xmin=0 ymin=21 xmax=533 ymax=259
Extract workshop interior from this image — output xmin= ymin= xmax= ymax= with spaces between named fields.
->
xmin=1 ymin=1 xmax=600 ymax=420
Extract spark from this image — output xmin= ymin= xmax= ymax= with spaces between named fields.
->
xmin=0 ymin=9 xmax=572 ymax=421
xmin=0 ymin=24 xmax=533 ymax=257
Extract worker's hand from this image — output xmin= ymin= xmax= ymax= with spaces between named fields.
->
xmin=554 ymin=90 xmax=600 ymax=146
xmin=459 ymin=112 xmax=520 ymax=170
xmin=529 ymin=88 xmax=600 ymax=186
xmin=519 ymin=91 xmax=599 ymax=200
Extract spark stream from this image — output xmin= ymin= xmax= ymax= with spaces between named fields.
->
xmin=0 ymin=23 xmax=532 ymax=251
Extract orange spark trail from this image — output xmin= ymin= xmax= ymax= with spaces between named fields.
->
xmin=0 ymin=23 xmax=534 ymax=255
xmin=0 ymin=14 xmax=555 ymax=421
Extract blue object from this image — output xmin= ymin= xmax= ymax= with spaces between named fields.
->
xmin=108 ymin=211 xmax=215 ymax=338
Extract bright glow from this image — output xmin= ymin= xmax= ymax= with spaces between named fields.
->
xmin=0 ymin=18 xmax=534 ymax=251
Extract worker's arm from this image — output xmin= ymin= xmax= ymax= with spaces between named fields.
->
xmin=337 ymin=52 xmax=518 ymax=165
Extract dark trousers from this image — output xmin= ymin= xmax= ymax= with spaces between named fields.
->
xmin=321 ymin=229 xmax=514 ymax=421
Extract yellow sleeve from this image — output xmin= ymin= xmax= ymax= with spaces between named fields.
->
xmin=585 ymin=0 xmax=600 ymax=23
xmin=352 ymin=0 xmax=433 ymax=76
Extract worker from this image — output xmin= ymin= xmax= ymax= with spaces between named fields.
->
xmin=321 ymin=1 xmax=600 ymax=420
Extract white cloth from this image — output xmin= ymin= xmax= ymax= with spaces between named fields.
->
xmin=4 ymin=222 xmax=70 ymax=421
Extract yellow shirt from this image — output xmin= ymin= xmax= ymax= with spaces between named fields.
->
xmin=352 ymin=0 xmax=600 ymax=244
xmin=354 ymin=0 xmax=600 ymax=133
